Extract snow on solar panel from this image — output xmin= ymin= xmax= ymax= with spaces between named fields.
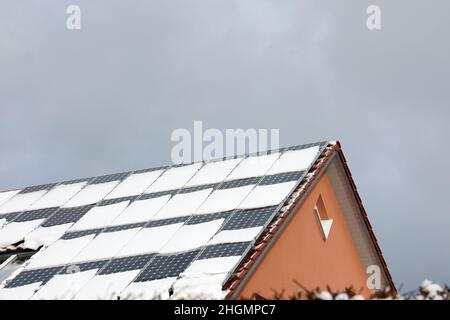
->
xmin=153 ymin=188 xmax=213 ymax=220
xmin=0 ymin=190 xmax=21 ymax=208
xmin=144 ymin=163 xmax=203 ymax=194
xmin=225 ymin=153 xmax=280 ymax=181
xmin=184 ymin=158 xmax=242 ymax=187
xmin=121 ymin=277 xmax=176 ymax=300
xmin=71 ymin=228 xmax=140 ymax=263
xmin=28 ymin=182 xmax=87 ymax=210
xmin=182 ymin=256 xmax=241 ymax=277
xmin=118 ymin=223 xmax=184 ymax=257
xmin=238 ymin=181 xmax=297 ymax=209
xmin=31 ymin=269 xmax=98 ymax=300
xmin=0 ymin=282 xmax=42 ymax=300
xmin=69 ymin=201 xmax=129 ymax=231
xmin=195 ymin=185 xmax=254 ymax=215
xmin=266 ymin=146 xmax=320 ymax=175
xmin=0 ymin=218 xmax=5 ymax=229
xmin=159 ymin=219 xmax=224 ymax=254
xmin=23 ymin=223 xmax=73 ymax=250
xmin=104 ymin=170 xmax=164 ymax=199
xmin=0 ymin=219 xmax=46 ymax=248
xmin=171 ymin=273 xmax=230 ymax=300
xmin=0 ymin=190 xmax=48 ymax=214
xmin=208 ymin=227 xmax=263 ymax=244
xmin=109 ymin=195 xmax=171 ymax=226
xmin=62 ymin=181 xmax=120 ymax=208
xmin=26 ymin=235 xmax=95 ymax=269
xmin=74 ymin=270 xmax=140 ymax=300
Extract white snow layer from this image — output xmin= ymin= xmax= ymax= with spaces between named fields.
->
xmin=109 ymin=195 xmax=171 ymax=226
xmin=28 ymin=182 xmax=87 ymax=210
xmin=0 ymin=190 xmax=48 ymax=214
xmin=208 ymin=227 xmax=263 ymax=245
xmin=69 ymin=201 xmax=130 ymax=231
xmin=0 ymin=218 xmax=5 ymax=229
xmin=267 ymin=146 xmax=320 ymax=175
xmin=196 ymin=185 xmax=255 ymax=215
xmin=185 ymin=158 xmax=242 ymax=187
xmin=74 ymin=270 xmax=140 ymax=300
xmin=238 ymin=181 xmax=297 ymax=209
xmin=160 ymin=219 xmax=224 ymax=254
xmin=0 ymin=219 xmax=45 ymax=248
xmin=171 ymin=273 xmax=230 ymax=300
xmin=71 ymin=228 xmax=140 ymax=263
xmin=154 ymin=188 xmax=213 ymax=220
xmin=119 ymin=223 xmax=184 ymax=257
xmin=105 ymin=170 xmax=164 ymax=199
xmin=26 ymin=235 xmax=95 ymax=269
xmin=225 ymin=153 xmax=280 ymax=181
xmin=0 ymin=190 xmax=21 ymax=208
xmin=182 ymin=256 xmax=242 ymax=276
xmin=121 ymin=277 xmax=177 ymax=300
xmin=62 ymin=181 xmax=120 ymax=207
xmin=31 ymin=269 xmax=99 ymax=300
xmin=23 ymin=223 xmax=73 ymax=250
xmin=0 ymin=282 xmax=42 ymax=300
xmin=144 ymin=163 xmax=203 ymax=194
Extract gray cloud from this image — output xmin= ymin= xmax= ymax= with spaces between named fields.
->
xmin=1 ymin=0 xmax=449 ymax=290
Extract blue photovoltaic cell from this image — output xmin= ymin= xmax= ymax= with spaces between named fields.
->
xmin=259 ymin=171 xmax=304 ymax=186
xmin=104 ymin=222 xmax=145 ymax=233
xmin=218 ymin=177 xmax=260 ymax=189
xmin=61 ymin=228 xmax=102 ymax=240
xmin=178 ymin=184 xmax=218 ymax=194
xmin=186 ymin=211 xmax=231 ymax=225
xmin=100 ymin=254 xmax=154 ymax=275
xmin=41 ymin=205 xmax=95 ymax=227
xmin=19 ymin=183 xmax=55 ymax=194
xmin=98 ymin=195 xmax=138 ymax=206
xmin=145 ymin=216 xmax=188 ymax=228
xmin=199 ymin=242 xmax=251 ymax=259
xmin=139 ymin=190 xmax=173 ymax=200
xmin=89 ymin=172 xmax=130 ymax=185
xmin=134 ymin=251 xmax=199 ymax=282
xmin=76 ymin=259 xmax=109 ymax=272
xmin=222 ymin=206 xmax=278 ymax=230
xmin=4 ymin=266 xmax=62 ymax=288
xmin=13 ymin=207 xmax=59 ymax=223
xmin=0 ymin=212 xmax=21 ymax=223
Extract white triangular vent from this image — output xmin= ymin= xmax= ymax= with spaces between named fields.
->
xmin=320 ymin=219 xmax=333 ymax=240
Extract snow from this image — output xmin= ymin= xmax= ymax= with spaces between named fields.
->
xmin=154 ymin=188 xmax=213 ymax=220
xmin=62 ymin=181 xmax=120 ymax=208
xmin=109 ymin=195 xmax=171 ymax=226
xmin=266 ymin=146 xmax=320 ymax=175
xmin=28 ymin=182 xmax=87 ymax=210
xmin=238 ymin=181 xmax=297 ymax=209
xmin=196 ymin=185 xmax=255 ymax=215
xmin=185 ymin=158 xmax=242 ymax=187
xmin=182 ymin=256 xmax=241 ymax=276
xmin=0 ymin=190 xmax=21 ymax=208
xmin=0 ymin=219 xmax=45 ymax=248
xmin=71 ymin=228 xmax=140 ymax=263
xmin=69 ymin=201 xmax=130 ymax=231
xmin=0 ymin=282 xmax=42 ymax=300
xmin=119 ymin=223 xmax=184 ymax=257
xmin=421 ymin=279 xmax=444 ymax=299
xmin=104 ymin=170 xmax=164 ymax=199
xmin=335 ymin=293 xmax=349 ymax=300
xmin=171 ymin=273 xmax=229 ymax=300
xmin=31 ymin=269 xmax=98 ymax=300
xmin=23 ymin=223 xmax=73 ymax=250
xmin=160 ymin=219 xmax=224 ymax=254
xmin=74 ymin=270 xmax=140 ymax=300
xmin=225 ymin=153 xmax=280 ymax=181
xmin=315 ymin=291 xmax=333 ymax=300
xmin=0 ymin=218 xmax=5 ymax=229
xmin=208 ymin=227 xmax=263 ymax=245
xmin=0 ymin=190 xmax=48 ymax=214
xmin=144 ymin=163 xmax=203 ymax=194
xmin=121 ymin=277 xmax=177 ymax=300
xmin=26 ymin=235 xmax=95 ymax=269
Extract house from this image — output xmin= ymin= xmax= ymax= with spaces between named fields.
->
xmin=0 ymin=141 xmax=394 ymax=299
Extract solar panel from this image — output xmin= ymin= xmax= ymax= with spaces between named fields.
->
xmin=222 ymin=206 xmax=277 ymax=230
xmin=134 ymin=250 xmax=199 ymax=282
xmin=42 ymin=205 xmax=95 ymax=227
xmin=13 ymin=207 xmax=58 ymax=223
xmin=99 ymin=254 xmax=154 ymax=275
xmin=4 ymin=266 xmax=61 ymax=288
xmin=199 ymin=242 xmax=250 ymax=259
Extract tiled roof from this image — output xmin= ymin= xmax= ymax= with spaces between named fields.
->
xmin=0 ymin=142 xmax=328 ymax=299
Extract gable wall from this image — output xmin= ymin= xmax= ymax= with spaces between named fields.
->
xmin=236 ymin=158 xmax=381 ymax=299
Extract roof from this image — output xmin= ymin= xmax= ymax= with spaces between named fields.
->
xmin=0 ymin=141 xmax=392 ymax=299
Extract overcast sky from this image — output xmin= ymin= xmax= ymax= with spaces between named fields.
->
xmin=1 ymin=0 xmax=449 ymax=291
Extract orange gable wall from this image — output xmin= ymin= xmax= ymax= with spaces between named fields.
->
xmin=236 ymin=171 xmax=371 ymax=299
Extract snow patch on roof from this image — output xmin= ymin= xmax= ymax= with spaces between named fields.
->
xmin=28 ymin=182 xmax=87 ymax=210
xmin=0 ymin=190 xmax=48 ymax=214
xmin=69 ymin=201 xmax=129 ymax=231
xmin=144 ymin=163 xmax=202 ymax=194
xmin=0 ymin=219 xmax=45 ymax=248
xmin=105 ymin=170 xmax=164 ymax=199
xmin=62 ymin=181 xmax=120 ymax=208
xmin=196 ymin=185 xmax=254 ymax=215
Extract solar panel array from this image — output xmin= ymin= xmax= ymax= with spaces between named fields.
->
xmin=0 ymin=142 xmax=326 ymax=299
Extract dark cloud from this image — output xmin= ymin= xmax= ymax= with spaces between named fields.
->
xmin=1 ymin=0 xmax=449 ymax=290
